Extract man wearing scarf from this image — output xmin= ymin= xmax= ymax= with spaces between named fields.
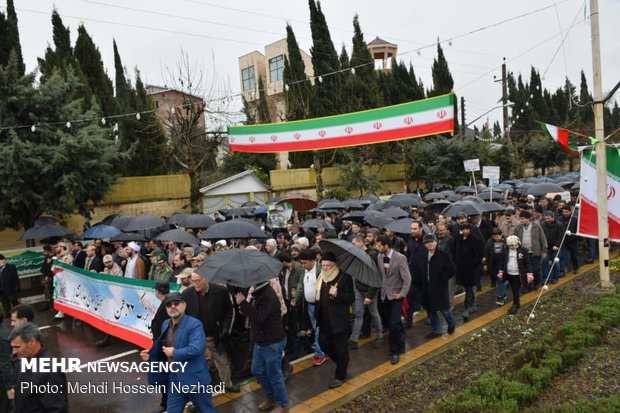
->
xmin=315 ymin=251 xmax=354 ymax=389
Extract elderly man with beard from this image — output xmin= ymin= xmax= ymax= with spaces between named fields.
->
xmin=141 ymin=293 xmax=215 ymax=413
xmin=315 ymin=251 xmax=354 ymax=389
xmin=123 ymin=242 xmax=146 ymax=280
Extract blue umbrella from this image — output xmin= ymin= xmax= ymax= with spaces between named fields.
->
xmin=81 ymin=224 xmax=122 ymax=239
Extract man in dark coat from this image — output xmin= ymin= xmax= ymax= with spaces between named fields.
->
xmin=559 ymin=205 xmax=580 ymax=275
xmin=0 ymin=315 xmax=14 ymax=413
xmin=84 ymin=245 xmax=104 ymax=273
xmin=0 ymin=255 xmax=20 ymax=318
xmin=10 ymin=322 xmax=68 ymax=413
xmin=454 ymin=223 xmax=484 ymax=321
xmin=186 ymin=273 xmax=237 ymax=392
xmin=413 ymin=234 xmax=457 ymax=338
xmin=315 ymin=250 xmax=355 ymax=389
xmin=405 ymin=220 xmax=426 ymax=327
xmin=541 ymin=210 xmax=565 ymax=284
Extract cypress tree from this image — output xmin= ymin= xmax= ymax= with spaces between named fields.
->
xmin=428 ymin=42 xmax=453 ymax=97
xmin=256 ymin=76 xmax=271 ymax=123
xmin=348 ymin=15 xmax=381 ymax=111
xmin=113 ymin=40 xmax=132 ymax=109
xmin=308 ymin=0 xmax=342 ymax=117
xmin=282 ymin=24 xmax=311 ymax=121
xmin=578 ymin=71 xmax=594 ymax=125
xmin=38 ymin=10 xmax=75 ymax=83
xmin=74 ymin=25 xmax=116 ymax=115
xmin=0 ymin=0 xmax=24 ymax=75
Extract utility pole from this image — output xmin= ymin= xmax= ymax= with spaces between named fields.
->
xmin=460 ymin=96 xmax=465 ymax=137
xmin=590 ymin=0 xmax=613 ymax=289
xmin=501 ymin=58 xmax=511 ymax=145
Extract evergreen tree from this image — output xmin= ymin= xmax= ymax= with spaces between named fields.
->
xmin=348 ymin=15 xmax=381 ymax=111
xmin=427 ymin=42 xmax=453 ymax=97
xmin=256 ymin=76 xmax=271 ymax=123
xmin=579 ymin=71 xmax=594 ymax=126
xmin=0 ymin=50 xmax=36 ymax=143
xmin=0 ymin=68 xmax=126 ymax=230
xmin=0 ymin=0 xmax=25 ymax=75
xmin=282 ymin=24 xmax=311 ymax=121
xmin=113 ymin=40 xmax=132 ymax=109
xmin=38 ymin=10 xmax=75 ymax=84
xmin=308 ymin=0 xmax=342 ymax=117
xmin=74 ymin=25 xmax=116 ymax=115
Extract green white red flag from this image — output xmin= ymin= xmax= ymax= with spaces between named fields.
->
xmin=538 ymin=122 xmax=580 ymax=156
xmin=228 ymin=94 xmax=455 ymax=153
xmin=578 ymin=147 xmax=620 ymax=242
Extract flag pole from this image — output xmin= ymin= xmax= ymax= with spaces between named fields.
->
xmin=590 ymin=0 xmax=613 ymax=289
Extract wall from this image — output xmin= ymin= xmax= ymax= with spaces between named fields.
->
xmin=270 ymin=163 xmax=414 ymax=197
xmin=1 ymin=174 xmax=191 ymax=251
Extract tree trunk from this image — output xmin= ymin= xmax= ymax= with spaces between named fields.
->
xmin=313 ymin=151 xmax=324 ymax=200
xmin=188 ymin=170 xmax=203 ymax=213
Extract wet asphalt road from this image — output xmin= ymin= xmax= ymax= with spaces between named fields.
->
xmin=7 ymin=307 xmax=162 ymax=413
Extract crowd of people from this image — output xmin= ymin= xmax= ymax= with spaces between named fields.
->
xmin=0 ymin=187 xmax=595 ymax=413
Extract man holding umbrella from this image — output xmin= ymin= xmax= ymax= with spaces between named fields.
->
xmin=315 ymin=251 xmax=354 ymax=389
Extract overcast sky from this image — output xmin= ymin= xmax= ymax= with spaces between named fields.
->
xmin=7 ymin=0 xmax=620 ymax=128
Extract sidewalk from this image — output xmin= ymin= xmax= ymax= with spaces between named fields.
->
xmin=211 ymin=261 xmax=598 ymax=412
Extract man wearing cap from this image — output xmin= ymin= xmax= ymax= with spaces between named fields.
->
xmin=412 ymin=234 xmax=456 ymax=338
xmin=141 ymin=293 xmax=215 ymax=413
xmin=148 ymin=251 xmax=173 ymax=282
xmin=0 ymin=254 xmax=19 ymax=318
xmin=376 ymin=234 xmax=411 ymax=365
xmin=499 ymin=209 xmax=518 ymax=238
xmin=175 ymin=268 xmax=193 ymax=293
xmin=150 ymin=280 xmax=170 ymax=413
xmin=102 ymin=254 xmax=123 ymax=276
xmin=541 ymin=210 xmax=564 ymax=284
xmin=124 ymin=242 xmax=146 ymax=280
xmin=514 ymin=211 xmax=547 ymax=289
xmin=315 ymin=250 xmax=354 ymax=389
xmin=278 ymin=252 xmax=304 ymax=359
xmin=190 ymin=252 xmax=208 ymax=269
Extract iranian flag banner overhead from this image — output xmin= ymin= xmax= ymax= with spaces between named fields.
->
xmin=578 ymin=147 xmax=620 ymax=242
xmin=228 ymin=94 xmax=455 ymax=152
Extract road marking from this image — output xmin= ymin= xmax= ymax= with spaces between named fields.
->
xmin=79 ymin=349 xmax=139 ymax=369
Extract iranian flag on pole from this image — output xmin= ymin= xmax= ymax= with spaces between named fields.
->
xmin=228 ymin=94 xmax=455 ymax=153
xmin=577 ymin=147 xmax=620 ymax=241
xmin=538 ymin=122 xmax=580 ymax=156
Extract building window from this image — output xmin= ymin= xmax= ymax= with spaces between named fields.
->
xmin=269 ymin=55 xmax=285 ymax=82
xmin=242 ymin=66 xmax=256 ymax=92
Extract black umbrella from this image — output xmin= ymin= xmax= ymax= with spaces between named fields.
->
xmin=446 ymin=194 xmax=463 ymax=202
xmin=318 ymin=201 xmax=346 ymax=211
xmin=342 ymin=211 xmax=369 ymax=223
xmin=19 ymin=223 xmax=72 ymax=241
xmin=99 ymin=214 xmax=119 ymax=226
xmin=382 ymin=199 xmax=406 ymax=209
xmin=382 ymin=206 xmax=408 ymax=219
xmin=166 ymin=212 xmax=189 ymax=226
xmin=110 ymin=214 xmax=134 ymax=230
xmin=301 ymin=219 xmax=335 ymax=230
xmin=342 ymin=200 xmax=365 ymax=210
xmin=478 ymin=191 xmax=504 ymax=201
xmin=124 ymin=215 xmax=166 ymax=231
xmin=195 ymin=249 xmax=282 ymax=288
xmin=383 ymin=218 xmax=415 ymax=234
xmin=203 ymin=220 xmax=266 ymax=239
xmin=441 ymin=201 xmax=484 ymax=217
xmin=367 ymin=201 xmax=385 ymax=210
xmin=241 ymin=201 xmax=261 ymax=207
xmin=81 ymin=224 xmax=122 ymax=239
xmin=319 ymin=239 xmax=381 ymax=288
xmin=364 ymin=211 xmax=392 ymax=228
xmin=225 ymin=207 xmax=255 ymax=218
xmin=458 ymin=187 xmax=477 ymax=194
xmin=182 ymin=214 xmax=216 ymax=228
xmin=110 ymin=232 xmax=147 ymax=242
xmin=424 ymin=199 xmax=452 ymax=213
xmin=359 ymin=194 xmax=380 ymax=203
xmin=439 ymin=190 xmax=455 ymax=196
xmin=423 ymin=192 xmax=445 ymax=201
xmin=479 ymin=202 xmax=506 ymax=213
xmin=155 ymin=228 xmax=200 ymax=244
xmin=527 ymin=182 xmax=565 ymax=196
xmin=462 ymin=196 xmax=484 ymax=204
